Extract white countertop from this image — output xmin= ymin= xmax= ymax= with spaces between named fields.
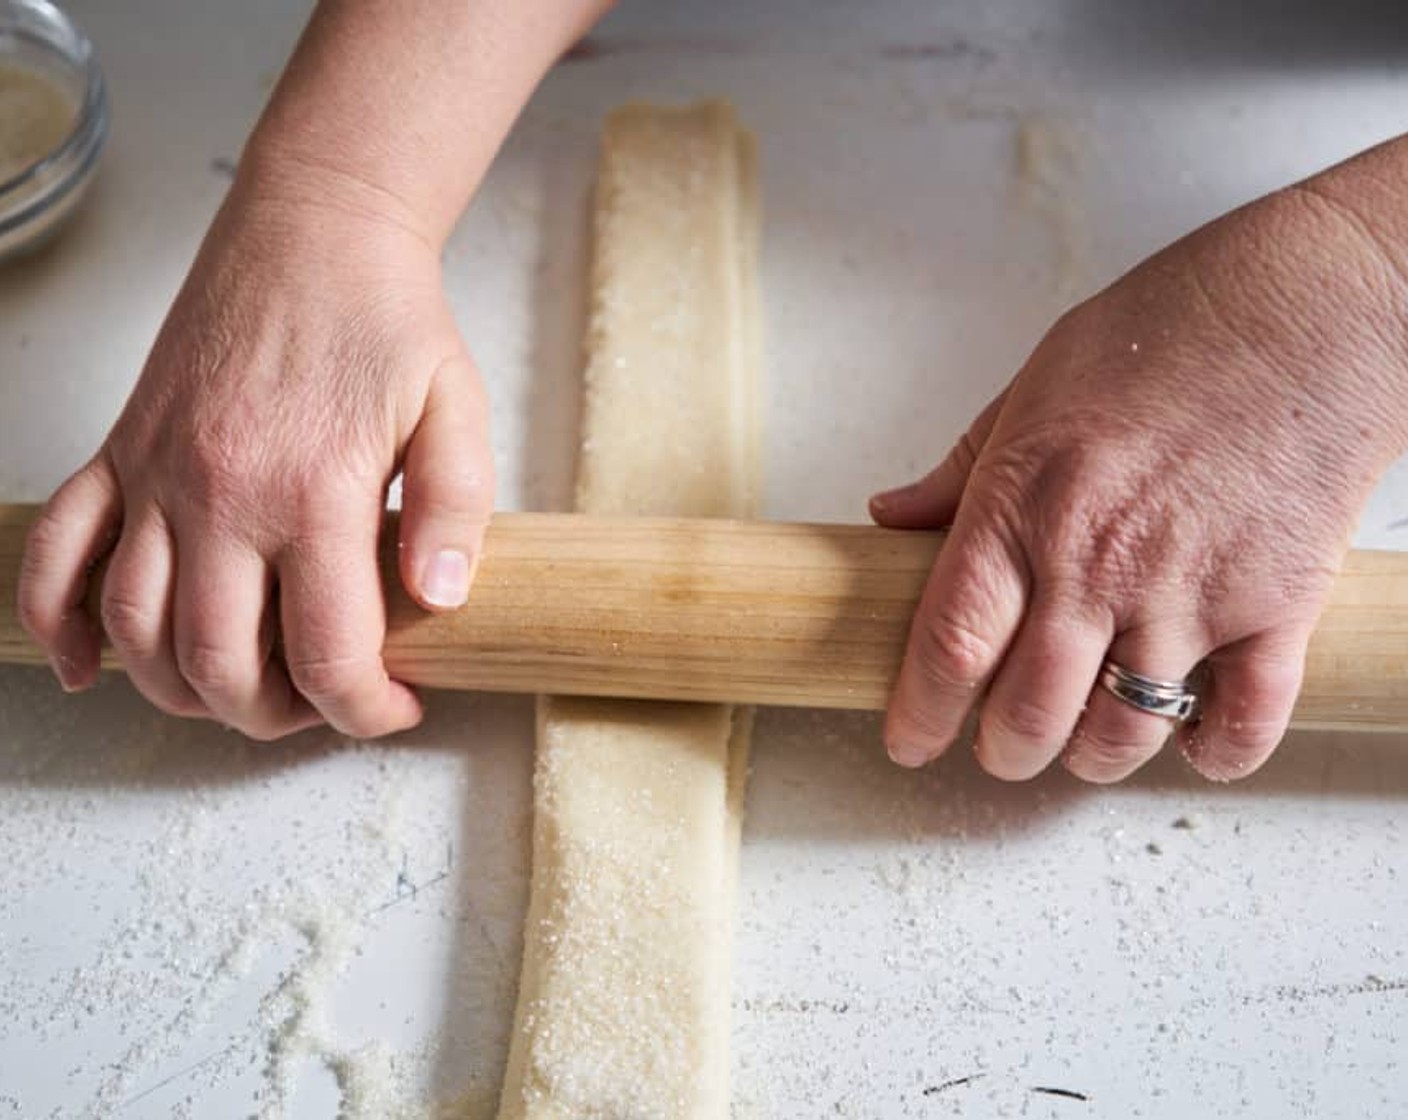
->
xmin=3 ymin=2 xmax=1408 ymax=1116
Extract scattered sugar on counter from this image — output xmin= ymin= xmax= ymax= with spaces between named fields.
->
xmin=0 ymin=674 xmax=523 ymax=1117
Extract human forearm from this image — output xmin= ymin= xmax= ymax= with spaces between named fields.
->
xmin=1297 ymin=133 xmax=1408 ymax=280
xmin=237 ymin=0 xmax=613 ymax=246
xmin=1276 ymin=134 xmax=1408 ymax=418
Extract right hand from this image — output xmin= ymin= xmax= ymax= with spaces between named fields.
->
xmin=871 ymin=179 xmax=1408 ymax=783
xmin=19 ymin=176 xmax=495 ymax=740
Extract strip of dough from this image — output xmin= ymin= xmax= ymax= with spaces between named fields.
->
xmin=497 ymin=101 xmax=760 ymax=1120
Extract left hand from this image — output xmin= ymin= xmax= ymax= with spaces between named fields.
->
xmin=871 ymin=174 xmax=1408 ymax=783
xmin=18 ymin=180 xmax=493 ymax=740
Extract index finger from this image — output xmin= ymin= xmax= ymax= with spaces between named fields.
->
xmin=18 ymin=457 xmax=122 ymax=690
xmin=884 ymin=521 xmax=1027 ymax=767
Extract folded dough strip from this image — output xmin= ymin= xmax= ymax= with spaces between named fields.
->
xmin=497 ymin=101 xmax=761 ymax=1119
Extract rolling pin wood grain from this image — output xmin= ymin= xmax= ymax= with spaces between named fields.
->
xmin=2 ymin=503 xmax=1407 ymax=730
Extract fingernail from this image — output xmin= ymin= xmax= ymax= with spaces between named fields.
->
xmin=51 ymin=654 xmax=82 ymax=693
xmin=421 ymin=549 xmax=471 ymax=608
xmin=887 ymin=740 xmax=931 ymax=768
xmin=861 ymin=484 xmax=918 ymax=515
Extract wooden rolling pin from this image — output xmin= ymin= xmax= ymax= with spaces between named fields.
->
xmin=2 ymin=503 xmax=1407 ymax=730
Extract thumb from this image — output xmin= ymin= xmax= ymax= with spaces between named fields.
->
xmin=869 ymin=388 xmax=1007 ymax=529
xmin=399 ymin=354 xmax=495 ymax=611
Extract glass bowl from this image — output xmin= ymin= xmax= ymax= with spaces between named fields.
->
xmin=0 ymin=0 xmax=108 ymax=261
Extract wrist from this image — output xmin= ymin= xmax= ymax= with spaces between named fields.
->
xmin=177 ymin=162 xmax=444 ymax=345
xmin=1293 ymin=141 xmax=1408 ymax=442
xmin=1227 ymin=182 xmax=1408 ymax=459
xmin=234 ymin=129 xmax=446 ymax=256
xmin=229 ymin=0 xmax=613 ymax=252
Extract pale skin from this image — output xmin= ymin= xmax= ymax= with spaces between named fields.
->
xmin=17 ymin=2 xmax=1408 ymax=781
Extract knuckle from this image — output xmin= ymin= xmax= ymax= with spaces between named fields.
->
xmin=1235 ymin=656 xmax=1303 ymax=714
xmin=988 ymin=695 xmax=1065 ymax=747
xmin=337 ymin=711 xmax=396 ymax=741
xmin=965 ymin=455 xmax=1036 ymax=534
xmin=412 ymin=469 xmax=493 ymax=519
xmin=16 ymin=601 xmax=43 ymax=642
xmin=1024 ymin=452 xmax=1190 ymax=611
xmin=184 ymin=419 xmax=300 ymax=519
xmin=1191 ymin=714 xmax=1285 ymax=780
xmin=22 ymin=509 xmax=67 ymax=570
xmin=16 ymin=583 xmax=53 ymax=641
xmin=19 ymin=522 xmax=71 ymax=639
xmin=1066 ymin=729 xmax=1164 ymax=782
xmin=1190 ymin=657 xmax=1300 ymax=777
xmin=286 ymin=653 xmax=370 ymax=703
xmin=1218 ymin=715 xmax=1284 ymax=759
xmin=1062 ymin=507 xmax=1168 ymax=604
xmin=948 ymin=430 xmax=983 ymax=478
xmin=238 ymin=718 xmax=295 ymax=744
xmin=101 ymin=592 xmax=159 ymax=650
xmin=886 ymin=705 xmax=953 ymax=757
xmin=176 ymin=639 xmax=247 ymax=695
xmin=147 ymin=692 xmax=207 ymax=721
xmin=917 ymin=611 xmax=997 ymax=690
xmin=184 ymin=441 xmax=248 ymax=509
xmin=289 ymin=477 xmax=373 ymax=536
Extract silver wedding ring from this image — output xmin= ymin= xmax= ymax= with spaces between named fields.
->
xmin=1098 ymin=661 xmax=1200 ymax=722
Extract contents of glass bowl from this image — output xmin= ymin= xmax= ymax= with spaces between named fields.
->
xmin=0 ymin=0 xmax=108 ymax=260
xmin=1 ymin=62 xmax=76 ymax=181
